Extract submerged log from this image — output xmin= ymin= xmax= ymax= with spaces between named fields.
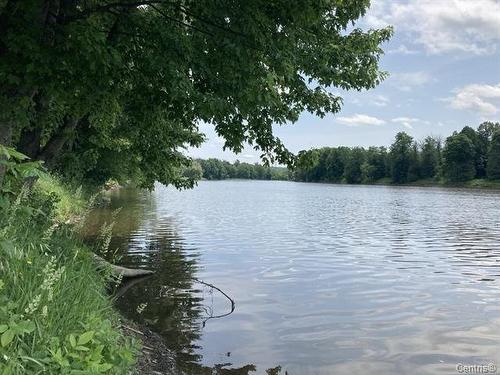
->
xmin=93 ymin=254 xmax=154 ymax=278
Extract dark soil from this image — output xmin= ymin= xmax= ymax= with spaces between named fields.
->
xmin=122 ymin=320 xmax=183 ymax=375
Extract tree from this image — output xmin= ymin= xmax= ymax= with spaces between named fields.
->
xmin=420 ymin=136 xmax=440 ymax=179
xmin=325 ymin=147 xmax=349 ymax=182
xmin=443 ymin=133 xmax=476 ymax=182
xmin=362 ymin=146 xmax=387 ymax=182
xmin=486 ymin=131 xmax=500 ymax=180
xmin=389 ymin=132 xmax=413 ymax=183
xmin=0 ymin=1 xmax=392 ymax=189
xmin=182 ymin=160 xmax=203 ymax=181
xmin=407 ymin=142 xmax=420 ymax=182
xmin=460 ymin=126 xmax=485 ymax=177
xmin=294 ymin=149 xmax=320 ymax=182
xmin=343 ymin=148 xmax=365 ymax=184
xmin=478 ymin=121 xmax=500 ymax=176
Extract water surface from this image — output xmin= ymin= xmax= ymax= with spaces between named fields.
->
xmin=84 ymin=181 xmax=500 ymax=375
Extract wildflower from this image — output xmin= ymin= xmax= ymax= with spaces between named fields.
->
xmin=25 ymin=294 xmax=41 ymax=315
xmin=115 ymin=272 xmax=123 ymax=287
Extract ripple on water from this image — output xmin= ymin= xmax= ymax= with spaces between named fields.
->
xmin=85 ymin=181 xmax=500 ymax=375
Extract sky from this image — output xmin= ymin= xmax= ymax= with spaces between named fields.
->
xmin=189 ymin=0 xmax=500 ymax=162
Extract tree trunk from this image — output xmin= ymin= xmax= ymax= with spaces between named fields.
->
xmin=0 ymin=120 xmax=12 ymax=188
xmin=39 ymin=116 xmax=79 ymax=167
xmin=18 ymin=127 xmax=42 ymax=159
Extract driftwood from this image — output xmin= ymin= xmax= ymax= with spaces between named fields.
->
xmin=93 ymin=254 xmax=154 ymax=278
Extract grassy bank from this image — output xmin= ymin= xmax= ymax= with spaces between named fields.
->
xmin=0 ymin=174 xmax=137 ymax=374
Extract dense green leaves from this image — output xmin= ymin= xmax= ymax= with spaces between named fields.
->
xmin=443 ymin=133 xmax=476 ymax=182
xmin=293 ymin=122 xmax=500 ymax=185
xmin=0 ymin=0 xmax=392 ymax=189
xmin=197 ymin=158 xmax=288 ymax=181
xmin=389 ymin=132 xmax=413 ymax=183
xmin=486 ymin=131 xmax=500 ymax=180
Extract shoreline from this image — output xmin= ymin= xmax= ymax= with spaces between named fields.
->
xmin=121 ymin=319 xmax=182 ymax=375
xmin=201 ymin=178 xmax=500 ymax=190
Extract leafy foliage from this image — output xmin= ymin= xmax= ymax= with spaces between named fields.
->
xmin=443 ymin=133 xmax=476 ymax=182
xmin=486 ymin=131 xmax=500 ymax=180
xmin=292 ymin=122 xmax=500 ymax=185
xmin=197 ymin=158 xmax=288 ymax=181
xmin=0 ymin=0 xmax=392 ymax=189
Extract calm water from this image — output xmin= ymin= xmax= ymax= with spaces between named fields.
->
xmin=84 ymin=180 xmax=500 ymax=375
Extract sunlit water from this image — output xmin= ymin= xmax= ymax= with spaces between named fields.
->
xmin=84 ymin=180 xmax=500 ymax=375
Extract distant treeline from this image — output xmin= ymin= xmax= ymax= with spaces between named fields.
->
xmin=187 ymin=122 xmax=500 ymax=185
xmin=182 ymin=159 xmax=289 ymax=181
xmin=294 ymin=122 xmax=500 ymax=184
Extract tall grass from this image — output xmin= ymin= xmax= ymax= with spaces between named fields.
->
xmin=0 ymin=176 xmax=137 ymax=374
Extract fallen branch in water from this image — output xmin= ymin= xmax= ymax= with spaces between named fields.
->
xmin=194 ymin=277 xmax=235 ymax=327
xmin=93 ymin=254 xmax=154 ymax=278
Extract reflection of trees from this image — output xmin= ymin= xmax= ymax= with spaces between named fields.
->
xmin=84 ymin=187 xmax=284 ymax=374
xmin=113 ymin=229 xmax=205 ymax=367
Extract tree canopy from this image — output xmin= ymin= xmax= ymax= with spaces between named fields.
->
xmin=292 ymin=122 xmax=500 ymax=185
xmin=0 ymin=0 xmax=392 ymax=189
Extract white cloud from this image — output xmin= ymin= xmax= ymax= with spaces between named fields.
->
xmin=350 ymin=95 xmax=390 ymax=107
xmin=337 ymin=114 xmax=386 ymax=126
xmin=387 ymin=44 xmax=419 ymax=55
xmin=391 ymin=117 xmax=422 ymax=130
xmin=446 ymin=83 xmax=500 ymax=115
xmin=390 ymin=71 xmax=433 ymax=91
xmin=391 ymin=117 xmax=431 ymax=130
xmin=365 ymin=0 xmax=500 ymax=55
xmin=371 ymin=95 xmax=390 ymax=107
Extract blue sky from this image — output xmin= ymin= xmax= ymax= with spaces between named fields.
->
xmin=190 ymin=0 xmax=500 ymax=162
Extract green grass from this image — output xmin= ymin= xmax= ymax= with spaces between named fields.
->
xmin=0 ymin=176 xmax=138 ymax=375
xmin=35 ymin=174 xmax=87 ymax=221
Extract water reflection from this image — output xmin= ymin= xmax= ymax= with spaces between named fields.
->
xmin=83 ymin=187 xmax=279 ymax=373
xmin=83 ymin=182 xmax=500 ymax=375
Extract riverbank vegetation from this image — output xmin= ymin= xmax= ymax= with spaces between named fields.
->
xmin=186 ymin=159 xmax=289 ymax=181
xmin=293 ymin=122 xmax=500 ymax=186
xmin=0 ymin=154 xmax=137 ymax=374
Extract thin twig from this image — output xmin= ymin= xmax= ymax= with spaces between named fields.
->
xmin=121 ymin=324 xmax=144 ymax=335
xmin=194 ymin=277 xmax=235 ymax=327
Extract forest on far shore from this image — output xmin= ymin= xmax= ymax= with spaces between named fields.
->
xmin=188 ymin=121 xmax=500 ymax=186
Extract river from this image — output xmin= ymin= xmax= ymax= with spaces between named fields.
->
xmin=83 ymin=180 xmax=500 ymax=375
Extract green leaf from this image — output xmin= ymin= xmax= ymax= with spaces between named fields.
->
xmin=0 ymin=324 xmax=8 ymax=333
xmin=75 ymin=345 xmax=89 ymax=351
xmin=16 ymin=320 xmax=35 ymax=334
xmin=69 ymin=334 xmax=76 ymax=348
xmin=77 ymin=330 xmax=94 ymax=345
xmin=0 ymin=146 xmax=29 ymax=161
xmin=98 ymin=363 xmax=113 ymax=372
xmin=1 ymin=329 xmax=14 ymax=347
